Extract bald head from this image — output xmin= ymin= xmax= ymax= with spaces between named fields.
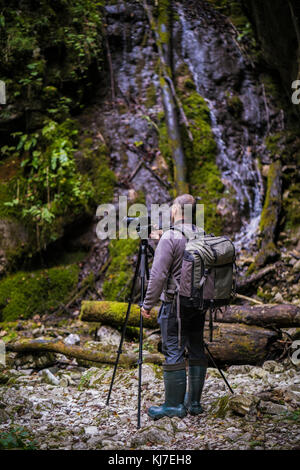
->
xmin=171 ymin=194 xmax=196 ymax=224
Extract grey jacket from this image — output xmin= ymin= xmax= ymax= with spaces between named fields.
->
xmin=142 ymin=222 xmax=198 ymax=310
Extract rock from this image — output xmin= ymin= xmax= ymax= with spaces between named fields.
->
xmin=274 ymin=292 xmax=284 ymax=303
xmin=285 ymin=384 xmax=300 ymax=405
xmin=84 ymin=426 xmax=98 ymax=437
xmin=249 ymin=367 xmax=269 ymax=379
xmin=227 ymin=365 xmax=252 ymax=375
xmin=64 ymin=334 xmax=80 ymax=346
xmin=258 ymin=400 xmax=288 ymax=415
xmin=0 ymin=408 xmax=9 ymax=424
xmin=131 ymin=424 xmax=173 ymax=447
xmin=292 ymin=259 xmax=300 ymax=273
xmin=262 ymin=361 xmax=284 ymax=374
xmin=228 ymin=394 xmax=255 ymax=416
xmin=14 ymin=352 xmax=56 ymax=370
xmin=41 ymin=369 xmax=60 ymax=386
xmin=78 ymin=367 xmax=110 ymax=389
xmin=96 ymin=326 xmax=121 ymax=347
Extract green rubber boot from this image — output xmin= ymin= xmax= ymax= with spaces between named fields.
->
xmin=185 ymin=365 xmax=206 ymax=415
xmin=148 ymin=369 xmax=187 ymax=420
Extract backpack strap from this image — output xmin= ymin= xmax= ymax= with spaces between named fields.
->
xmin=172 ymin=277 xmax=182 ymax=350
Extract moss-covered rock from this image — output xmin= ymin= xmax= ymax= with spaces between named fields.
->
xmin=179 ymin=74 xmax=224 ymax=234
xmin=102 ymin=239 xmax=139 ymax=302
xmin=0 ymin=264 xmax=80 ymax=321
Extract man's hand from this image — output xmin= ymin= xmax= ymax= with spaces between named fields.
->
xmin=141 ymin=307 xmax=151 ymax=319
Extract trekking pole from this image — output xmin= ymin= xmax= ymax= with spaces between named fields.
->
xmin=106 ymin=244 xmax=142 ymax=406
xmin=204 ymin=342 xmax=234 ymax=394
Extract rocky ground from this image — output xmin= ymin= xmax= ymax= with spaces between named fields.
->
xmin=0 ymin=323 xmax=299 ymax=450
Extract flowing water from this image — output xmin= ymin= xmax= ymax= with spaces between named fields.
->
xmin=177 ymin=4 xmax=267 ymax=250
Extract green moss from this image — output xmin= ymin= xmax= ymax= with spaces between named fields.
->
xmin=102 ymin=239 xmax=139 ymax=302
xmin=0 ymin=0 xmax=104 ymax=124
xmin=145 ymin=82 xmax=157 ymax=108
xmin=0 ymin=264 xmax=80 ymax=321
xmin=179 ymin=81 xmax=224 ymax=234
xmin=211 ymin=395 xmax=230 ymax=419
xmin=283 ymin=184 xmax=300 ymax=230
xmin=259 ymin=161 xmax=280 ymax=236
xmin=226 ymin=93 xmax=243 ymax=119
xmin=156 ymin=0 xmax=171 ymax=46
xmin=76 ymin=140 xmax=116 ymax=206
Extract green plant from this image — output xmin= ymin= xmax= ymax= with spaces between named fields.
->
xmin=0 ymin=426 xmax=37 ymax=450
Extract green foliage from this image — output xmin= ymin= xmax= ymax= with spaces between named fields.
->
xmin=226 ymin=93 xmax=243 ymax=119
xmin=206 ymin=0 xmax=257 ymax=51
xmin=1 ymin=119 xmax=95 ymax=249
xmin=283 ymin=183 xmax=300 ymax=230
xmin=0 ymin=263 xmax=80 ymax=321
xmin=102 ymin=239 xmax=139 ymax=302
xmin=0 ymin=426 xmax=37 ymax=450
xmin=0 ymin=0 xmax=104 ymax=122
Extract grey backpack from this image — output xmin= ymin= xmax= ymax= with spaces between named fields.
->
xmin=171 ymin=226 xmax=236 ymax=343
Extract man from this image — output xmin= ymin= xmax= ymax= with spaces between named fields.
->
xmin=141 ymin=194 xmax=207 ymax=420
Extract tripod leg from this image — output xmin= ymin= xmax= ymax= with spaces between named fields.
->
xmin=106 ymin=245 xmax=142 ymax=406
xmin=204 ymin=343 xmax=234 ymax=395
xmin=137 ymin=243 xmax=147 ymax=429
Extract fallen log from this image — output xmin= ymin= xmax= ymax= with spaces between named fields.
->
xmin=203 ymin=322 xmax=278 ymax=365
xmin=217 ymin=304 xmax=300 ymax=328
xmin=236 ymin=264 xmax=277 ymax=292
xmin=80 ymin=300 xmax=300 ymax=328
xmin=80 ymin=301 xmax=160 ymax=328
xmin=6 ymin=339 xmax=164 ymax=367
xmin=80 ymin=301 xmax=280 ymax=365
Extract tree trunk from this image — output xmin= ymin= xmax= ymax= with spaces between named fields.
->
xmin=216 ymin=304 xmax=300 ymax=328
xmin=203 ymin=322 xmax=278 ymax=365
xmin=80 ymin=301 xmax=281 ymax=365
xmin=6 ymin=339 xmax=164 ymax=367
xmin=251 ymin=160 xmax=282 ymax=269
xmin=143 ymin=0 xmax=188 ymax=194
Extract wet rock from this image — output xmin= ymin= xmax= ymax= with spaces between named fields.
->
xmin=64 ymin=334 xmax=81 ymax=346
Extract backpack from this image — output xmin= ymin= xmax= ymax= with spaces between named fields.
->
xmin=171 ymin=226 xmax=237 ymax=345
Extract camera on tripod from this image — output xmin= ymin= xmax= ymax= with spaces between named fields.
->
xmin=123 ymin=216 xmax=161 ymax=239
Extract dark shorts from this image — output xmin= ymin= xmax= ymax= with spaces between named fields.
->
xmin=157 ymin=302 xmax=208 ymax=369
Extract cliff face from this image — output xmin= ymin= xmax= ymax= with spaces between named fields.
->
xmin=242 ymin=0 xmax=300 ymax=111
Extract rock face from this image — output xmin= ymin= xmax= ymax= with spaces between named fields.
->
xmin=0 ymin=220 xmax=30 ymax=274
xmin=243 ymin=0 xmax=300 ymax=104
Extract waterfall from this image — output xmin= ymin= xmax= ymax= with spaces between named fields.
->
xmin=177 ymin=5 xmax=264 ymax=250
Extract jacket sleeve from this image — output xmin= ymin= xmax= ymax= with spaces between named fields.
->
xmin=142 ymin=233 xmax=174 ymax=310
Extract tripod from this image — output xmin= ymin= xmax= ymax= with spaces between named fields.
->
xmin=106 ymin=238 xmax=154 ymax=429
